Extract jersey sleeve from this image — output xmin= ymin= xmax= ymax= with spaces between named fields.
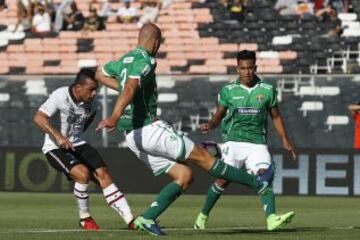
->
xmin=102 ymin=60 xmax=120 ymax=77
xmin=128 ymin=58 xmax=153 ymax=86
xmin=39 ymin=90 xmax=60 ymax=117
xmin=218 ymin=86 xmax=229 ymax=107
xmin=269 ymin=86 xmax=278 ymax=108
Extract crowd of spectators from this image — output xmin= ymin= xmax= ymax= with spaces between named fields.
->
xmin=217 ymin=0 xmax=351 ymax=38
xmin=274 ymin=0 xmax=350 ymax=37
xmin=11 ymin=0 xmax=170 ymax=34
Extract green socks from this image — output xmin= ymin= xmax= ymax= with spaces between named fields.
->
xmin=142 ymin=182 xmax=182 ymax=220
xmin=201 ymin=183 xmax=225 ymax=215
xmin=209 ymin=159 xmax=261 ymax=192
xmin=261 ymin=187 xmax=276 ymax=218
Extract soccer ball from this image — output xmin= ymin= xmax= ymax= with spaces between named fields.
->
xmin=200 ymin=141 xmax=222 ymax=158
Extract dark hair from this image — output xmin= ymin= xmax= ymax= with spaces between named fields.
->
xmin=75 ymin=68 xmax=96 ymax=85
xmin=237 ymin=50 xmax=256 ymax=63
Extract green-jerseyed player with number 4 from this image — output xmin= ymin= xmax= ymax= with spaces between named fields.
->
xmin=95 ymin=24 xmax=276 ymax=236
xmin=194 ymin=50 xmax=297 ymax=231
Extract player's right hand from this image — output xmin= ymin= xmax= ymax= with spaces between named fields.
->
xmin=96 ymin=118 xmax=116 ymax=132
xmin=200 ymin=123 xmax=210 ymax=134
xmin=56 ymin=135 xmax=75 ymax=151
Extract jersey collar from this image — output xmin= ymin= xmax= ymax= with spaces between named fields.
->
xmin=236 ymin=75 xmax=261 ymax=92
xmin=136 ymin=46 xmax=149 ymax=55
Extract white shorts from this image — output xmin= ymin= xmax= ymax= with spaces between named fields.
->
xmin=125 ymin=120 xmax=195 ymax=176
xmin=220 ymin=141 xmax=272 ymax=175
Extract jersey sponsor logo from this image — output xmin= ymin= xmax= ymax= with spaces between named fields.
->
xmin=141 ymin=64 xmax=151 ymax=76
xmin=123 ymin=57 xmax=134 ymax=63
xmin=233 ymin=96 xmax=245 ymax=100
xmin=256 ymin=94 xmax=265 ymax=102
xmin=236 ymin=107 xmax=261 ymax=115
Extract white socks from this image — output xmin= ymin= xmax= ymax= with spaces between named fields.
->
xmin=74 ymin=182 xmax=133 ymax=224
xmin=73 ymin=182 xmax=90 ymax=219
xmin=103 ymin=183 xmax=134 ymax=224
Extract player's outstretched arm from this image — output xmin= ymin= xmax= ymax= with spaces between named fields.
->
xmin=95 ymin=67 xmax=119 ymax=91
xmin=33 ymin=111 xmax=75 ymax=151
xmin=270 ymin=107 xmax=297 ymax=161
xmin=96 ymin=78 xmax=139 ymax=131
xmin=200 ymin=105 xmax=227 ymax=133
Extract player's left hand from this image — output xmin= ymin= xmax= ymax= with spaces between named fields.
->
xmin=96 ymin=117 xmax=116 ymax=132
xmin=283 ymin=140 xmax=297 ymax=161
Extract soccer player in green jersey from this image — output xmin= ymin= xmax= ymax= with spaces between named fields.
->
xmin=95 ymin=23 xmax=275 ymax=236
xmin=194 ymin=50 xmax=297 ymax=231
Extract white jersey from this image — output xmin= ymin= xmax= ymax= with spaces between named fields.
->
xmin=39 ymin=86 xmax=98 ymax=153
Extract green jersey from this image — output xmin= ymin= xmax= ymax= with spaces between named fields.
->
xmin=218 ymin=76 xmax=277 ymax=144
xmin=102 ymin=46 xmax=158 ymax=131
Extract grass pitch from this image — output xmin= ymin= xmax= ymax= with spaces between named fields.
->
xmin=0 ymin=192 xmax=359 ymax=240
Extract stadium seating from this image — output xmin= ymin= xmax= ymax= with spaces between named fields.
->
xmin=0 ymin=74 xmax=356 ymax=148
xmin=0 ymin=0 xmax=359 ymax=74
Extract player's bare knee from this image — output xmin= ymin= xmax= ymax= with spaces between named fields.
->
xmin=175 ymin=167 xmax=194 ymax=190
xmin=71 ymin=165 xmax=90 ymax=183
xmin=188 ymin=146 xmax=213 ymax=166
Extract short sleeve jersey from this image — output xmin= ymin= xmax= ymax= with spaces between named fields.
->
xmin=102 ymin=46 xmax=157 ymax=131
xmin=218 ymin=76 xmax=277 ymax=144
xmin=39 ymin=86 xmax=98 ymax=153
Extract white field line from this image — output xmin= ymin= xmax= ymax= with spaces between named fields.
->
xmin=1 ymin=226 xmax=358 ymax=234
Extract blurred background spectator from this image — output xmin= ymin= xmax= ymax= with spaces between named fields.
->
xmin=274 ymin=0 xmax=297 ymax=15
xmin=63 ymin=1 xmax=84 ymax=31
xmin=32 ymin=3 xmax=51 ymax=33
xmin=83 ymin=7 xmax=102 ymax=31
xmin=54 ymin=0 xmax=73 ymax=32
xmin=229 ymin=0 xmax=245 ymax=22
xmin=96 ymin=0 xmax=116 ymax=18
xmin=326 ymin=0 xmax=349 ymax=13
xmin=314 ymin=0 xmax=326 ymax=14
xmin=295 ymin=1 xmax=314 ymax=19
xmin=14 ymin=0 xmax=32 ymax=32
xmin=116 ymin=0 xmax=138 ymax=23
xmin=316 ymin=4 xmax=342 ymax=37
xmin=138 ymin=0 xmax=161 ymax=27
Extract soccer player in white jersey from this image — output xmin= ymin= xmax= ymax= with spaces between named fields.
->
xmin=194 ymin=50 xmax=297 ymax=231
xmin=95 ymin=23 xmax=275 ymax=236
xmin=33 ymin=69 xmax=135 ymax=230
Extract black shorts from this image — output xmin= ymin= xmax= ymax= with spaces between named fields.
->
xmin=45 ymin=143 xmax=106 ymax=180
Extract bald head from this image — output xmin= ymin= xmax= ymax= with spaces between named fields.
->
xmin=138 ymin=23 xmax=162 ymax=56
xmin=139 ymin=23 xmax=161 ymax=42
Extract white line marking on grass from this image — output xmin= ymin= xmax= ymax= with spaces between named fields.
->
xmin=1 ymin=226 xmax=359 ymax=234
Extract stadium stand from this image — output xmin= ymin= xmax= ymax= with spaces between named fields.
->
xmin=0 ymin=0 xmax=358 ymax=149
xmin=0 ymin=0 xmax=359 ymax=74
xmin=0 ymin=74 xmax=357 ymax=148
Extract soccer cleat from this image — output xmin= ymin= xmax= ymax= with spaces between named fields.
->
xmin=267 ymin=211 xmax=295 ymax=231
xmin=257 ymin=162 xmax=275 ymax=194
xmin=79 ymin=217 xmax=100 ymax=231
xmin=134 ymin=216 xmax=166 ymax=236
xmin=194 ymin=212 xmax=208 ymax=229
xmin=127 ymin=219 xmax=136 ymax=230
